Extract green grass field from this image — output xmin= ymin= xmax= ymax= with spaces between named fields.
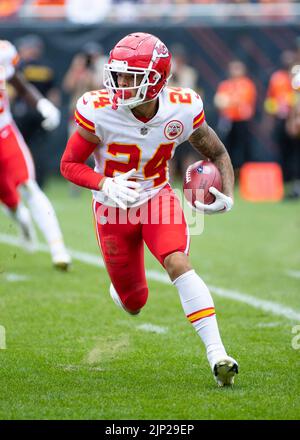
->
xmin=0 ymin=178 xmax=300 ymax=420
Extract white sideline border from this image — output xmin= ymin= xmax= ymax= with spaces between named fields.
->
xmin=2 ymin=273 xmax=30 ymax=282
xmin=1 ymin=233 xmax=300 ymax=323
xmin=286 ymin=270 xmax=300 ymax=280
xmin=137 ymin=323 xmax=168 ymax=334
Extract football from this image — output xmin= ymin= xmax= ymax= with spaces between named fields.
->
xmin=183 ymin=160 xmax=222 ymax=207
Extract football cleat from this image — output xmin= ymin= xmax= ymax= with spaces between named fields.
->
xmin=109 ymin=283 xmax=140 ymax=315
xmin=52 ymin=251 xmax=72 ymax=271
xmin=213 ymin=356 xmax=239 ymax=387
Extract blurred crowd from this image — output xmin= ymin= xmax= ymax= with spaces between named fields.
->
xmin=1 ymin=0 xmax=299 ymax=23
xmin=7 ymin=33 xmax=300 ymax=199
xmin=171 ymin=46 xmax=300 ymax=199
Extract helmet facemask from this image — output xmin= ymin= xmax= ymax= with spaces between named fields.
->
xmin=103 ymin=59 xmax=161 ymax=109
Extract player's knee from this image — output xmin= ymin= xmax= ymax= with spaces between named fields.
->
xmin=164 ymin=251 xmax=192 ymax=281
xmin=122 ymin=286 xmax=149 ymax=313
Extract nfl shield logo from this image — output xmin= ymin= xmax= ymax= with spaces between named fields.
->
xmin=140 ymin=127 xmax=148 ymax=136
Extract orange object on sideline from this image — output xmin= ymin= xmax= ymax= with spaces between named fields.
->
xmin=33 ymin=0 xmax=65 ymax=5
xmin=239 ymin=162 xmax=284 ymax=202
xmin=0 ymin=0 xmax=23 ymax=18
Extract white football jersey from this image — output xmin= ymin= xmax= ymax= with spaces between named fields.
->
xmin=0 ymin=40 xmax=19 ymax=129
xmin=75 ymin=86 xmax=205 ymax=207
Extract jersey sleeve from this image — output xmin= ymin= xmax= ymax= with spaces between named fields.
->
xmin=189 ymin=88 xmax=205 ymax=134
xmin=0 ymin=40 xmax=19 ymax=81
xmin=74 ymin=92 xmax=96 ymax=134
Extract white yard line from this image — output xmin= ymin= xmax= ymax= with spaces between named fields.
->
xmin=1 ymin=233 xmax=300 ymax=322
xmin=136 ymin=323 xmax=168 ymax=334
xmin=1 ymin=273 xmax=30 ymax=282
xmin=0 ymin=325 xmax=6 ymax=349
xmin=257 ymin=322 xmax=282 ymax=328
xmin=209 ymin=285 xmax=300 ymax=323
xmin=0 ymin=233 xmax=104 ymax=267
xmin=286 ymin=270 xmax=300 ymax=280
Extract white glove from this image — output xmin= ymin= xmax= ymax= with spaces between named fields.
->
xmin=194 ymin=186 xmax=233 ymax=215
xmin=36 ymin=98 xmax=61 ymax=131
xmin=102 ymin=168 xmax=141 ymax=210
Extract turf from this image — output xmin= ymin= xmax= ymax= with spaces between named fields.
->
xmin=0 ymin=178 xmax=299 ymax=420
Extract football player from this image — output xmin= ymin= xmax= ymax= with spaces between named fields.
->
xmin=0 ymin=40 xmax=71 ymax=269
xmin=61 ymin=33 xmax=238 ymax=385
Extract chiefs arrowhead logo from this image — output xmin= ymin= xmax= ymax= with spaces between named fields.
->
xmin=164 ymin=120 xmax=184 ymax=140
xmin=82 ymin=93 xmax=90 ymax=105
xmin=153 ymin=41 xmax=169 ymax=60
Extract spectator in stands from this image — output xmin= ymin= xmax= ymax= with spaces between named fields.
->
xmin=168 ymin=44 xmax=203 ymax=181
xmin=264 ymin=50 xmax=296 ymax=186
xmin=62 ymin=42 xmax=107 ymax=196
xmin=12 ymin=34 xmax=61 ymax=188
xmin=65 ymin=0 xmax=111 ymax=23
xmin=31 ymin=0 xmax=66 ymax=19
xmin=214 ymin=60 xmax=257 ymax=176
xmin=112 ymin=0 xmax=139 ymax=23
xmin=33 ymin=0 xmax=65 ymax=4
xmin=63 ymin=42 xmax=107 ymax=136
xmin=284 ymin=64 xmax=300 ymax=199
xmin=169 ymin=43 xmax=198 ymax=89
xmin=0 ymin=0 xmax=23 ymax=20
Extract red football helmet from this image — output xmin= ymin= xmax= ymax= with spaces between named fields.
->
xmin=103 ymin=33 xmax=172 ymax=109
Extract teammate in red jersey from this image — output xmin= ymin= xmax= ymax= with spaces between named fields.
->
xmin=0 ymin=40 xmax=71 ymax=269
xmin=61 ymin=33 xmax=238 ymax=385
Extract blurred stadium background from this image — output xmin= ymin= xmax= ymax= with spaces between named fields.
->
xmin=2 ymin=0 xmax=300 ymax=190
xmin=0 ymin=0 xmax=300 ymax=421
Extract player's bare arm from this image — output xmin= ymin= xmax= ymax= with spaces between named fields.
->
xmin=76 ymin=125 xmax=100 ymax=143
xmin=189 ymin=121 xmax=234 ymax=200
xmin=9 ymin=72 xmax=60 ymax=131
xmin=76 ymin=125 xmax=100 ymax=144
xmin=9 ymin=72 xmax=43 ymax=107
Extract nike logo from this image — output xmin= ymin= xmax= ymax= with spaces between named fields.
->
xmin=82 ymin=96 xmax=88 ymax=105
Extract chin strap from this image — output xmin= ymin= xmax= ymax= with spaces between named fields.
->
xmin=112 ymin=90 xmax=132 ymax=110
xmin=112 ymin=90 xmax=122 ymax=110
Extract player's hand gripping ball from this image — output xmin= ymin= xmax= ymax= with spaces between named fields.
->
xmin=183 ymin=160 xmax=222 ymax=207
